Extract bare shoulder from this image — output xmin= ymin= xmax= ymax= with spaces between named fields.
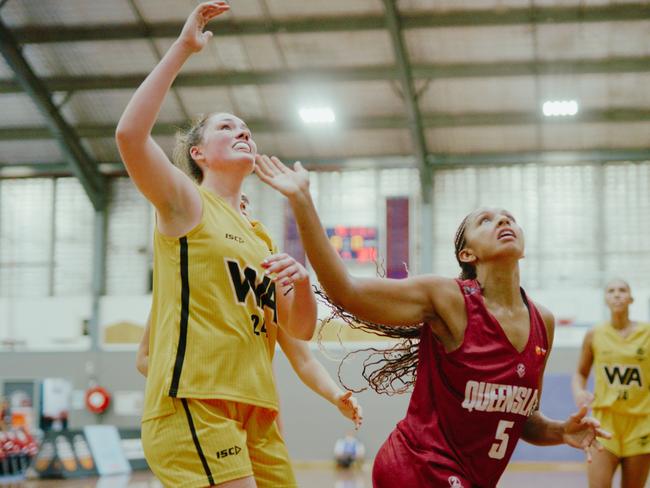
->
xmin=415 ymin=275 xmax=460 ymax=294
xmin=582 ymin=327 xmax=595 ymax=345
xmin=531 ymin=300 xmax=555 ymax=347
xmin=419 ymin=275 xmax=464 ymax=309
xmin=531 ymin=301 xmax=555 ymax=328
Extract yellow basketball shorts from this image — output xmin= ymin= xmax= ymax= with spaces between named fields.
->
xmin=141 ymin=398 xmax=297 ymax=488
xmin=593 ymin=408 xmax=650 ymax=458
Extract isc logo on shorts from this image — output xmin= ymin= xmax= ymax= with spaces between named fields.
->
xmin=216 ymin=445 xmax=242 ymax=459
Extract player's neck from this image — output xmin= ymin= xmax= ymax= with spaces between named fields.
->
xmin=477 ymin=262 xmax=522 ymax=307
xmin=201 ymin=172 xmax=244 ymax=213
xmin=610 ymin=311 xmax=631 ymax=330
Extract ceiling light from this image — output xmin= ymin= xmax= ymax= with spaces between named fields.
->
xmin=542 ymin=100 xmax=579 ymax=117
xmin=299 ymin=107 xmax=336 ymax=124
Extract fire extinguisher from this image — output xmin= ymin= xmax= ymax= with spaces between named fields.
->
xmin=84 ymin=386 xmax=110 ymax=415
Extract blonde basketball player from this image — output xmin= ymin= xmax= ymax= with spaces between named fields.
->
xmin=116 ymin=2 xmax=317 ymax=487
xmin=136 ymin=194 xmax=363 ymax=431
xmin=573 ymin=279 xmax=650 ymax=488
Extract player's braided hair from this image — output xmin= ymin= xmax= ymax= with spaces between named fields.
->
xmin=454 ymin=212 xmax=477 ymax=280
xmin=318 ymin=213 xmax=475 ymax=395
xmin=316 ymin=287 xmax=421 ymax=396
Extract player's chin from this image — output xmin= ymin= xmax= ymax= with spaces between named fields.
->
xmin=491 ymin=244 xmax=524 ymax=261
xmin=229 ymin=152 xmax=256 ymax=172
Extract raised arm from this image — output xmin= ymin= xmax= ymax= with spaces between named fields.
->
xmin=115 ymin=2 xmax=229 ymax=225
xmin=277 ymin=329 xmax=363 ymax=429
xmin=572 ymin=329 xmax=595 ymax=408
xmin=255 ymin=155 xmax=456 ymax=327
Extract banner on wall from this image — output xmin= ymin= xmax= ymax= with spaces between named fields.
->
xmin=386 ymin=197 xmax=409 ymax=279
xmin=326 ymin=226 xmax=378 ymax=263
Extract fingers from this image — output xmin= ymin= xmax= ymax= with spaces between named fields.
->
xmin=337 ymin=391 xmax=364 ymax=429
xmin=579 ymin=417 xmax=611 ymax=440
xmin=585 ymin=446 xmax=593 ymax=463
xmin=576 ymin=405 xmax=588 ymax=418
xmin=596 ymin=427 xmax=612 ymax=439
xmin=199 ymin=1 xmax=230 ymax=12
xmin=253 ymin=163 xmax=272 ymax=184
xmin=262 ymin=253 xmax=290 ymax=266
xmin=262 ymin=254 xmax=304 ymax=273
xmin=346 ymin=397 xmax=364 ymax=429
xmin=270 ymin=156 xmax=289 ymax=173
xmin=254 ymin=155 xmax=277 ymax=180
xmin=276 ymin=268 xmax=307 ymax=287
xmin=261 ymin=254 xmax=308 ymax=286
xmin=580 ymin=417 xmax=600 ymax=428
xmin=199 ymin=1 xmax=230 ymax=21
xmin=570 ymin=405 xmax=588 ymax=423
xmin=354 ymin=404 xmax=364 ymax=429
xmin=256 ymin=155 xmax=290 ymax=176
xmin=262 ymin=254 xmax=294 ymax=275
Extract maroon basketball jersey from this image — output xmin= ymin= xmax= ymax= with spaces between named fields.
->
xmin=373 ymin=279 xmax=549 ymax=488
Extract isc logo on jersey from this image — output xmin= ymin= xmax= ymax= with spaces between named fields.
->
xmin=225 ymin=259 xmax=277 ymax=322
xmin=603 ymin=365 xmax=643 ymax=388
xmin=216 ymin=445 xmax=242 ymax=459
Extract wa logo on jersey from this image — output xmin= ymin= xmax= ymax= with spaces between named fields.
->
xmin=226 ymin=259 xmax=277 ymax=322
xmin=603 ymin=365 xmax=642 ymax=387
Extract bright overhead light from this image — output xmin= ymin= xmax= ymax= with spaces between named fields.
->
xmin=542 ymin=100 xmax=579 ymax=117
xmin=299 ymin=107 xmax=336 ymax=124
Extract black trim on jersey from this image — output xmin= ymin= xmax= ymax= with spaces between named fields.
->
xmin=181 ymin=399 xmax=215 ymax=486
xmin=169 ymin=237 xmax=190 ymax=397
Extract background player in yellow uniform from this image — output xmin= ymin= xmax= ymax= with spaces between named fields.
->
xmin=116 ymin=2 xmax=318 ymax=486
xmin=573 ymin=279 xmax=650 ymax=488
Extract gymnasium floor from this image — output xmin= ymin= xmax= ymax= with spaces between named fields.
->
xmin=9 ymin=462 xmax=637 ymax=487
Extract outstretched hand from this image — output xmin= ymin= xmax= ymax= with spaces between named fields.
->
xmin=335 ymin=391 xmax=364 ymax=430
xmin=562 ymin=405 xmax=611 ymax=462
xmin=254 ymin=155 xmax=310 ymax=197
xmin=262 ymin=253 xmax=309 ymax=288
xmin=178 ymin=1 xmax=230 ymax=53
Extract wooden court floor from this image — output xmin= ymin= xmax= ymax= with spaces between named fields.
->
xmin=4 ymin=462 xmax=641 ymax=487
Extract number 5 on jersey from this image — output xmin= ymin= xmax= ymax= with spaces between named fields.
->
xmin=488 ymin=420 xmax=514 ymax=460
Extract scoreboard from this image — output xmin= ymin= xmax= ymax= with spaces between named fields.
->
xmin=326 ymin=226 xmax=378 ymax=263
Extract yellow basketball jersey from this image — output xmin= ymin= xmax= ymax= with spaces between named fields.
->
xmin=591 ymin=322 xmax=650 ymax=415
xmin=143 ymin=186 xmax=280 ymax=421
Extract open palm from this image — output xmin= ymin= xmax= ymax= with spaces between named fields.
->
xmin=562 ymin=406 xmax=611 ymax=462
xmin=255 ymin=155 xmax=310 ymax=197
xmin=178 ymin=1 xmax=230 ymax=53
xmin=336 ymin=391 xmax=363 ymax=430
